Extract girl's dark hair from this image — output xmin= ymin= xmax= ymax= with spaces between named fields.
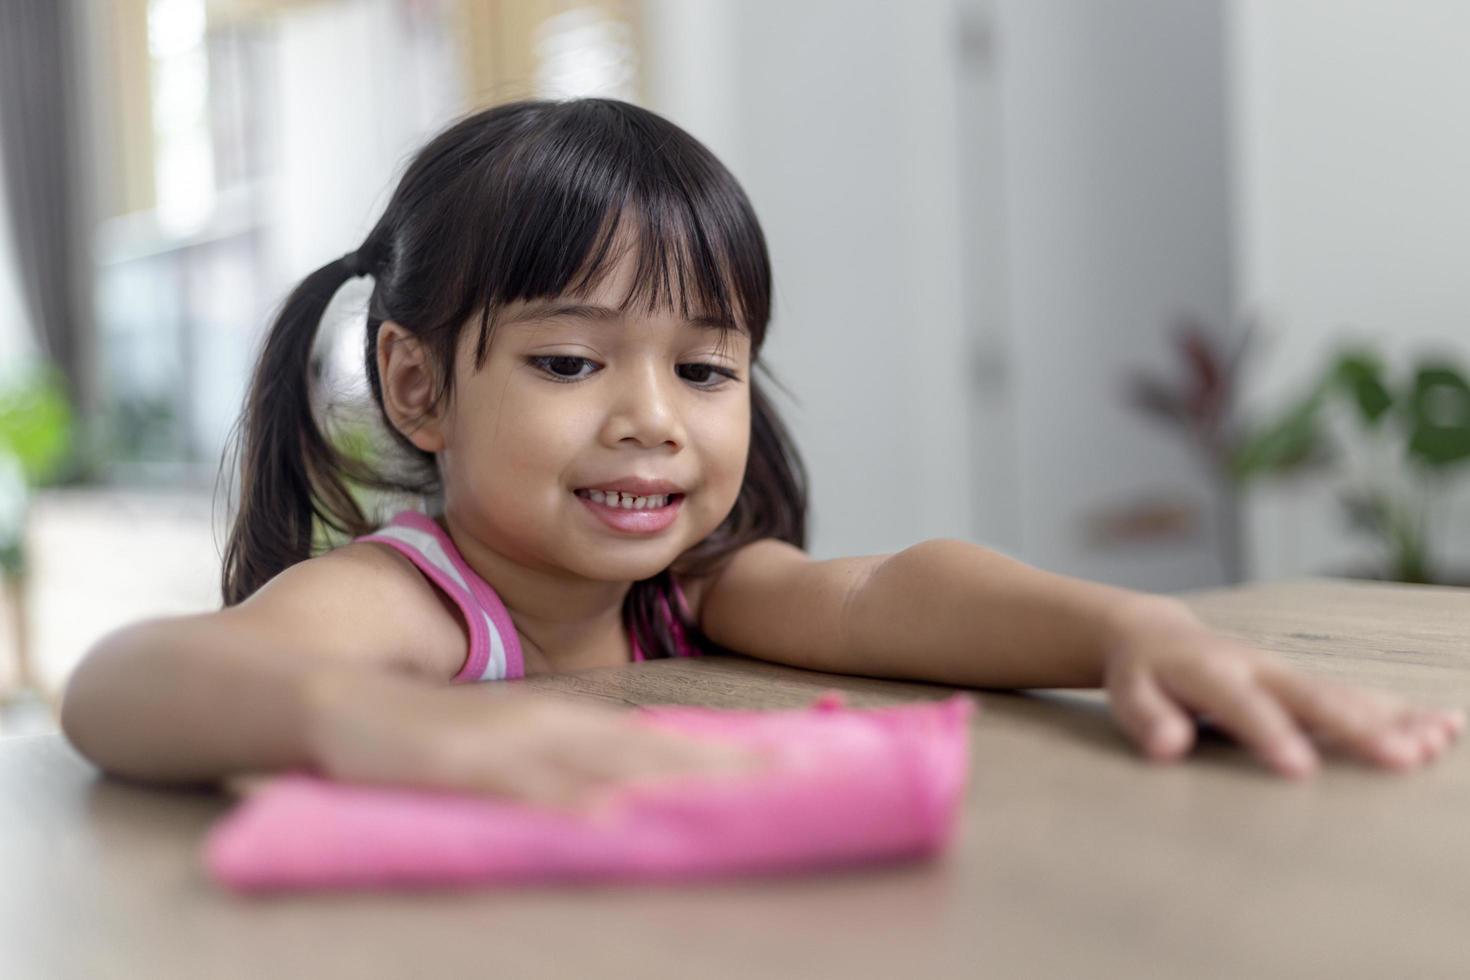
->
xmin=220 ymin=97 xmax=807 ymax=660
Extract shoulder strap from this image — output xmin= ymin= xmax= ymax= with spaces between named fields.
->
xmin=355 ymin=512 xmax=524 ymax=681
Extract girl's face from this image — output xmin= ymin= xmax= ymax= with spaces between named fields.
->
xmin=433 ymin=250 xmax=753 ymax=584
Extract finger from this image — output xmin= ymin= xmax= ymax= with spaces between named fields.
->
xmin=553 ymin=736 xmax=691 ymax=785
xmin=1263 ymin=669 xmax=1403 ymax=763
xmin=556 ymin=729 xmax=760 ymax=787
xmin=436 ymin=737 xmax=606 ymax=809
xmin=620 ymin=722 xmax=768 ymax=772
xmin=1400 ymin=709 xmax=1447 ymax=755
xmin=1408 ymin=705 xmax=1467 ymax=741
xmin=649 ymin=733 xmax=766 ymax=774
xmin=1264 ymin=670 xmax=1442 ymax=770
xmin=482 ymin=764 xmax=596 ymax=810
xmin=1381 ymin=708 xmax=1469 ymax=771
xmin=1392 ymin=706 xmax=1465 ymax=764
xmin=1165 ymin=663 xmax=1318 ymax=778
xmin=1108 ymin=663 xmax=1197 ymax=762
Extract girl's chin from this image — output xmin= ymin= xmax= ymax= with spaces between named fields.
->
xmin=562 ymin=537 xmax=688 ymax=579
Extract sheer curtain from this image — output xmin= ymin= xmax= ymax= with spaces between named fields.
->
xmin=0 ymin=0 xmax=89 ymax=398
xmin=0 ymin=127 xmax=37 ymax=378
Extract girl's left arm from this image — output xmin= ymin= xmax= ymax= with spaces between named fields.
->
xmin=696 ymin=538 xmax=1465 ymax=777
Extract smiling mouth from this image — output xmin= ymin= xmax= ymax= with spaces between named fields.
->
xmin=573 ymin=488 xmax=684 ymax=510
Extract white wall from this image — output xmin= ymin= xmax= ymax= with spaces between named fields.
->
xmin=954 ymin=0 xmax=1023 ymax=559
xmin=1229 ymin=0 xmax=1470 ymax=580
xmin=263 ymin=0 xmax=467 ymax=457
xmin=647 ymin=0 xmax=1235 ymax=590
xmin=270 ymin=0 xmax=463 ymax=286
xmin=993 ymin=0 xmax=1235 ymax=589
xmin=645 ymin=0 xmax=975 ymax=560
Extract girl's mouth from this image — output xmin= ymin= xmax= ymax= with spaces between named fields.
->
xmin=573 ymin=489 xmax=684 ymax=534
xmin=574 ymin=488 xmax=681 ymax=510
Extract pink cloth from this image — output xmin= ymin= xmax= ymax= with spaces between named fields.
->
xmin=204 ymin=692 xmax=975 ymax=893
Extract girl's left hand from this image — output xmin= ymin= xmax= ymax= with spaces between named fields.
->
xmin=1102 ymin=598 xmax=1466 ymax=777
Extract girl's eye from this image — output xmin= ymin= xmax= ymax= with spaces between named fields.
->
xmin=529 ymin=355 xmax=599 ymax=382
xmin=678 ymin=362 xmax=739 ymax=388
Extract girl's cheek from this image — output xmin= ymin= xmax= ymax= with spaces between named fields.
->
xmin=707 ymin=422 xmax=750 ymax=508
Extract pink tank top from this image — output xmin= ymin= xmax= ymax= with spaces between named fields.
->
xmin=355 ymin=510 xmax=698 ymax=682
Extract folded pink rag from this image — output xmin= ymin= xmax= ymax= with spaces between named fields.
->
xmin=204 ymin=691 xmax=975 ymax=893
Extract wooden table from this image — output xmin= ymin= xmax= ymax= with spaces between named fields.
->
xmin=3 ymin=579 xmax=1468 ymax=979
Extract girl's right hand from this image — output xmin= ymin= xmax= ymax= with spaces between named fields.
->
xmin=299 ymin=669 xmax=763 ymax=808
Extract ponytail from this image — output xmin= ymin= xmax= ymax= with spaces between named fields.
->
xmin=221 ymin=250 xmax=378 ymax=606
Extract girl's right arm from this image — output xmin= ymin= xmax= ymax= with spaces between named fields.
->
xmin=60 ymin=545 xmax=755 ymax=805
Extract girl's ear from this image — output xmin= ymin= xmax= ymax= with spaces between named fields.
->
xmin=377 ymin=320 xmax=447 ymax=453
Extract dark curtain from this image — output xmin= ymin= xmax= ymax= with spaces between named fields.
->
xmin=0 ymin=0 xmax=87 ymax=398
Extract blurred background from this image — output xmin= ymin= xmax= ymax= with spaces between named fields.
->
xmin=3 ymin=0 xmax=1470 ymax=734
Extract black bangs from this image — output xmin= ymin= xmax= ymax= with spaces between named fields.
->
xmin=454 ymin=99 xmax=772 ymax=367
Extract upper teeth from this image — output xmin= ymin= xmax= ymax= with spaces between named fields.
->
xmin=580 ymin=489 xmax=671 ymax=510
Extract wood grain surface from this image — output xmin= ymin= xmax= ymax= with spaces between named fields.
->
xmin=3 ymin=578 xmax=1467 ymax=980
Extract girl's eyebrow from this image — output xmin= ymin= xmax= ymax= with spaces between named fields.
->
xmin=502 ymin=301 xmax=745 ymax=334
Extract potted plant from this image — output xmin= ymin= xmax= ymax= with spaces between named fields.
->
xmin=1128 ymin=318 xmax=1470 ymax=586
xmin=1233 ymin=347 xmax=1470 ymax=585
xmin=0 ymin=362 xmax=75 ymax=712
xmin=1124 ymin=315 xmax=1266 ymax=583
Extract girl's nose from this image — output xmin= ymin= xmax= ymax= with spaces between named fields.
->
xmin=601 ymin=362 xmax=686 ymax=450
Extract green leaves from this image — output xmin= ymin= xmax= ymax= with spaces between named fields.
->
xmin=0 ymin=364 xmax=74 ymax=488
xmin=1229 ymin=378 xmax=1333 ymax=480
xmin=0 ymin=363 xmax=75 ymax=578
xmin=1231 ymin=348 xmax=1470 ymax=480
xmin=1335 ymin=352 xmax=1393 ymax=426
xmin=1405 ymin=364 xmax=1470 ymax=467
xmin=1230 ymin=345 xmax=1470 ymax=585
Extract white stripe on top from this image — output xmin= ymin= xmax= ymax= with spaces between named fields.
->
xmin=368 ymin=523 xmax=509 ymax=682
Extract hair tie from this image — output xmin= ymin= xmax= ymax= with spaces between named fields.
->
xmin=340 ymin=249 xmax=373 ymax=278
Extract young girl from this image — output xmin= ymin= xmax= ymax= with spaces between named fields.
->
xmin=61 ymin=98 xmax=1462 ymax=806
